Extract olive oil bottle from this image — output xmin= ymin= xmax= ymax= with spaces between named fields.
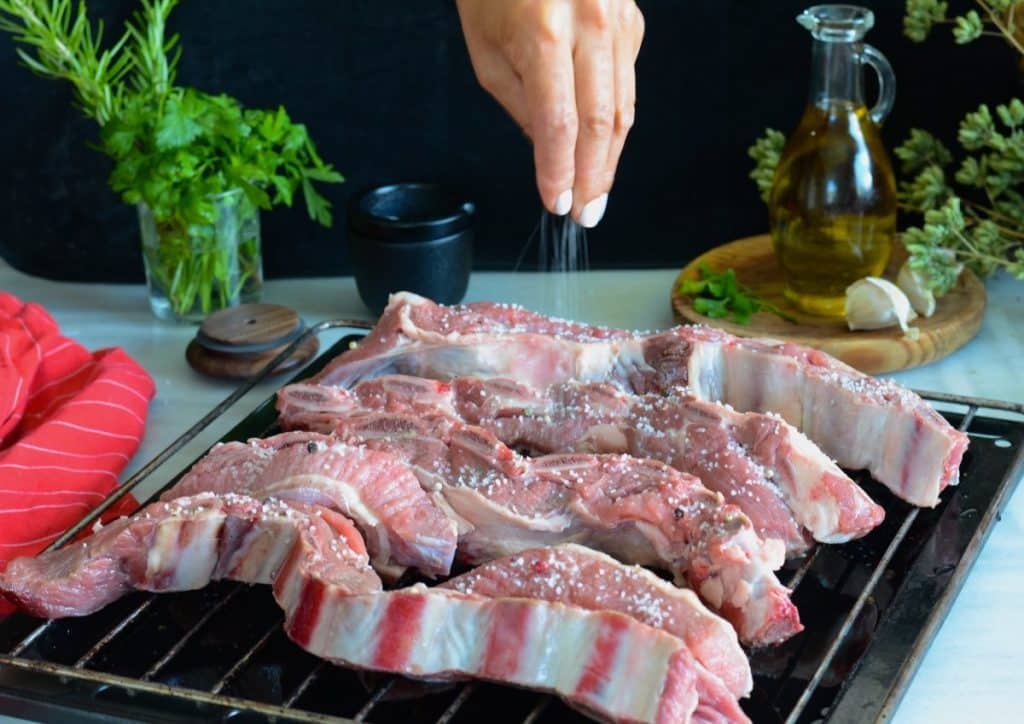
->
xmin=770 ymin=6 xmax=897 ymax=317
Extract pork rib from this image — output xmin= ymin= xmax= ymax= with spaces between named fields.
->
xmin=161 ymin=432 xmax=458 ymax=577
xmin=441 ymin=543 xmax=752 ymax=698
xmin=0 ymin=493 xmax=382 ymax=619
xmin=279 ymin=582 xmax=749 ymax=724
xmin=3 ymin=496 xmax=745 ymax=724
xmin=314 ymin=292 xmax=967 ymax=507
xmin=329 ymin=411 xmax=800 ymax=646
xmin=279 ymin=374 xmax=884 ymax=553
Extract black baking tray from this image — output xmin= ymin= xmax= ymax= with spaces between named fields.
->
xmin=1 ymin=333 xmax=1022 ymax=724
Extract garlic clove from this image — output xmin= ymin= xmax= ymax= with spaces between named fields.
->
xmin=897 ymin=263 xmax=937 ymax=318
xmin=845 ymin=277 xmax=918 ymax=333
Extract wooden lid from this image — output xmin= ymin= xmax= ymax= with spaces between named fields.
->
xmin=186 ymin=303 xmax=319 ymax=380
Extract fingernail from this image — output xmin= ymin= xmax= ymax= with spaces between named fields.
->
xmin=579 ymin=193 xmax=608 ymax=228
xmin=554 ymin=189 xmax=573 ymax=216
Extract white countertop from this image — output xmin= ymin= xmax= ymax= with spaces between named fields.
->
xmin=0 ymin=260 xmax=1021 ymax=723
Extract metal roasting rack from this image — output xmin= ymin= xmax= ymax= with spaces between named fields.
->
xmin=1 ymin=319 xmax=1022 ymax=724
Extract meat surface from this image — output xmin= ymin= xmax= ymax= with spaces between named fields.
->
xmin=161 ymin=432 xmax=458 ymax=577
xmin=279 ymin=375 xmax=884 ymax=553
xmin=0 ymin=493 xmax=382 ymax=618
xmin=328 ymin=411 xmax=800 ymax=646
xmin=279 ymin=582 xmax=750 ymax=724
xmin=314 ymin=292 xmax=967 ymax=507
xmin=442 ymin=543 xmax=752 ymax=698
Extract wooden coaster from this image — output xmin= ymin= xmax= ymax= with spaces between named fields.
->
xmin=670 ymin=234 xmax=987 ymax=374
xmin=186 ymin=304 xmax=320 ymax=380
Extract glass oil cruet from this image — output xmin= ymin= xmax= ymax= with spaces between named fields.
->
xmin=769 ymin=5 xmax=898 ymax=317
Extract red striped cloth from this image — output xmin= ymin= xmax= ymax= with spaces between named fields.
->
xmin=0 ymin=292 xmax=155 ymax=613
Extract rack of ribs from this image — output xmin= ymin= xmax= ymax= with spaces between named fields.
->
xmin=317 ymin=413 xmax=800 ymax=646
xmin=441 ymin=543 xmax=753 ymax=698
xmin=313 ymin=292 xmax=967 ymax=508
xmin=278 ymin=374 xmax=885 ymax=555
xmin=282 ymin=582 xmax=749 ymax=724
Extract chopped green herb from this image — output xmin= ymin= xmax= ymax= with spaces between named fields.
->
xmin=678 ymin=265 xmax=797 ymax=325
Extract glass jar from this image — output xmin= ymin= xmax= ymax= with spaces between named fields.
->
xmin=769 ymin=5 xmax=898 ymax=317
xmin=138 ymin=189 xmax=263 ymax=323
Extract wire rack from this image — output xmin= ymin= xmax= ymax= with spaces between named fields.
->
xmin=1 ymin=321 xmax=1021 ymax=724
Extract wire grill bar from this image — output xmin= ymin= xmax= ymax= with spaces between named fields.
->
xmin=142 ymin=585 xmax=246 ymax=680
xmin=522 ymin=696 xmax=551 ymax=723
xmin=435 ymin=684 xmax=476 ymax=724
xmin=354 ymin=679 xmax=396 ymax=721
xmin=782 ymin=545 xmax=823 ymax=590
xmin=283 ymin=660 xmax=326 ymax=708
xmin=210 ymin=620 xmax=282 ymax=695
xmin=0 ymin=324 xmax=1018 ymax=724
xmin=74 ymin=596 xmax=157 ymax=669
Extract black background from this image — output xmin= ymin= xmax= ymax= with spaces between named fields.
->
xmin=0 ymin=0 xmax=1014 ymax=281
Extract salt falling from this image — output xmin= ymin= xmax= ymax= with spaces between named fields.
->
xmin=517 ymin=211 xmax=590 ymax=320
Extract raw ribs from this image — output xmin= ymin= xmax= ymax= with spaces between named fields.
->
xmin=441 ymin=543 xmax=753 ymax=698
xmin=322 ymin=412 xmax=800 ymax=645
xmin=281 ymin=583 xmax=749 ymax=724
xmin=161 ymin=432 xmax=458 ymax=577
xmin=278 ymin=374 xmax=884 ymax=554
xmin=0 ymin=493 xmax=382 ymax=619
xmin=314 ymin=292 xmax=967 ymax=507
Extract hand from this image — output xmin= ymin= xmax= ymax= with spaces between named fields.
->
xmin=455 ymin=0 xmax=644 ymax=227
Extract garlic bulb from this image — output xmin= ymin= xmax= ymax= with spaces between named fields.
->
xmin=896 ymin=263 xmax=936 ymax=318
xmin=845 ymin=277 xmax=918 ymax=333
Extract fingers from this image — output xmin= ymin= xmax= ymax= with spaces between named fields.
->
xmin=522 ymin=32 xmax=578 ymax=216
xmin=605 ymin=3 xmax=642 ymax=197
xmin=473 ymin=52 xmax=532 ymax=136
xmin=571 ymin=3 xmax=615 ymax=227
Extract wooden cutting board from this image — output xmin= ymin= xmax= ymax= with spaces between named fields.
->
xmin=670 ymin=234 xmax=986 ymax=374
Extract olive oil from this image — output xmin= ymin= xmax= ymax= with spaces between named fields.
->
xmin=772 ymin=5 xmax=899 ymax=317
xmin=769 ymin=102 xmax=896 ymax=317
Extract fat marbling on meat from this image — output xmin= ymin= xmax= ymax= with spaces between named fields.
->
xmin=278 ymin=374 xmax=884 ymax=554
xmin=313 ymin=291 xmax=967 ymax=508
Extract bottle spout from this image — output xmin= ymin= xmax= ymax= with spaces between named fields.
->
xmin=797 ymin=5 xmax=874 ymax=42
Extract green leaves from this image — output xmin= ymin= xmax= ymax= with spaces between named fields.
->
xmin=904 ymin=0 xmax=949 ymax=42
xmin=953 ymin=10 xmax=984 ymax=43
xmin=155 ymin=92 xmax=203 ymax=148
xmin=677 ymin=265 xmax=796 ymax=325
xmin=895 ymin=129 xmax=953 ymax=175
xmin=101 ymin=87 xmax=344 ymax=236
xmin=959 ymin=104 xmax=997 ymax=150
xmin=747 ymin=129 xmax=785 ymax=203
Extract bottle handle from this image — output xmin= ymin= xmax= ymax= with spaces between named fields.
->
xmin=859 ymin=44 xmax=895 ymax=125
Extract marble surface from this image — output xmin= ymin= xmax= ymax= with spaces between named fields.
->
xmin=0 ymin=259 xmax=1020 ymax=723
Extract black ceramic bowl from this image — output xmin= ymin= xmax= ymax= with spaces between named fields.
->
xmin=347 ymin=182 xmax=475 ymax=315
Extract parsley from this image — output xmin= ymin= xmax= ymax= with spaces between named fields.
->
xmin=0 ymin=0 xmax=344 ymax=319
xmin=678 ymin=265 xmax=797 ymax=325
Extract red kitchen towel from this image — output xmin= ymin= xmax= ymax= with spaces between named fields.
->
xmin=0 ymin=292 xmax=155 ymax=612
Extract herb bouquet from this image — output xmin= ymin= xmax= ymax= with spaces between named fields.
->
xmin=0 ymin=0 xmax=343 ymax=321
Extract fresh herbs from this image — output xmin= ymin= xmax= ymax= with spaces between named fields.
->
xmin=896 ymin=1 xmax=1024 ymax=292
xmin=677 ymin=264 xmax=797 ymax=325
xmin=748 ymin=129 xmax=786 ymax=204
xmin=0 ymin=0 xmax=344 ymax=319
